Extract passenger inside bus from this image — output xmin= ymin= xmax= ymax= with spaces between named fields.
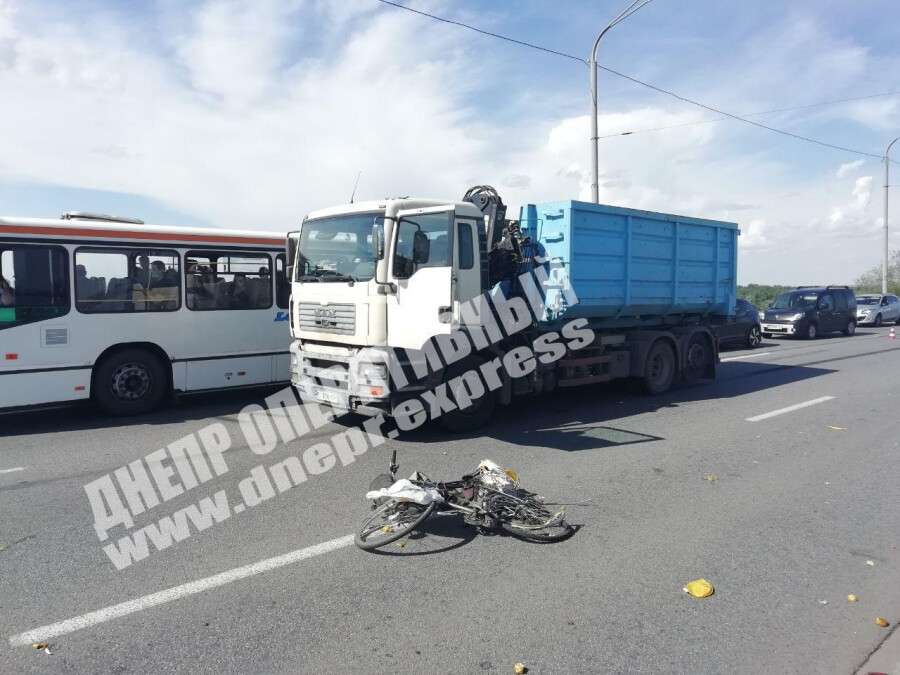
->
xmin=75 ymin=264 xmax=106 ymax=311
xmin=135 ymin=255 xmax=152 ymax=289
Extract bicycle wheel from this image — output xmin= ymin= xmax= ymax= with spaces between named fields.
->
xmin=488 ymin=490 xmax=575 ymax=542
xmin=501 ymin=511 xmax=575 ymax=542
xmin=354 ymin=498 xmax=435 ymax=551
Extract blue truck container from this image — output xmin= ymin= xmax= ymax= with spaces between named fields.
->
xmin=519 ymin=200 xmax=739 ymax=327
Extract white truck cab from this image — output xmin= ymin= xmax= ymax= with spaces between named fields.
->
xmin=287 ymin=197 xmax=485 ymax=414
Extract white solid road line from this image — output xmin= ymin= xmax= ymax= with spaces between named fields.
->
xmin=0 ymin=467 xmax=24 ymax=474
xmin=720 ymin=351 xmax=773 ymax=362
xmin=8 ymin=534 xmax=355 ymax=647
xmin=745 ymin=396 xmax=835 ymax=423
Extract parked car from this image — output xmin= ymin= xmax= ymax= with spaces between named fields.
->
xmin=716 ymin=298 xmax=762 ymax=348
xmin=855 ymin=294 xmax=900 ymax=326
xmin=760 ymin=286 xmax=857 ymax=339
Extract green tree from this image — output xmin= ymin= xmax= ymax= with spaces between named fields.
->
xmin=738 ymin=284 xmax=792 ymax=309
xmin=854 ymin=250 xmax=900 ymax=295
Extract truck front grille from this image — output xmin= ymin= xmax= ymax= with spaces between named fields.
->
xmin=297 ymin=303 xmax=355 ymax=335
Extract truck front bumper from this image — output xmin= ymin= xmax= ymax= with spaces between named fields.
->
xmin=290 ymin=342 xmax=391 ymax=416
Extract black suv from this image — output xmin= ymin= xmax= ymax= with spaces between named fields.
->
xmin=760 ymin=286 xmax=857 ymax=340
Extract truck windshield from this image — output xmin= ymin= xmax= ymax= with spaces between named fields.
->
xmin=297 ymin=212 xmax=384 ymax=282
xmin=771 ymin=292 xmax=818 ymax=310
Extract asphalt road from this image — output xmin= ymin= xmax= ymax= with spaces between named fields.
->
xmin=2 ymin=327 xmax=900 ymax=674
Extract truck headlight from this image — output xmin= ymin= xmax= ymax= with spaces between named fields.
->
xmin=358 ymin=363 xmax=388 ymax=381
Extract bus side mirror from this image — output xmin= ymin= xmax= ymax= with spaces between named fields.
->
xmin=412 ymin=231 xmax=430 ymax=264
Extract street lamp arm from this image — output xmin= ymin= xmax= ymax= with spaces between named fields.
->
xmin=591 ymin=0 xmax=654 ymax=61
xmin=887 ymin=136 xmax=900 ymax=160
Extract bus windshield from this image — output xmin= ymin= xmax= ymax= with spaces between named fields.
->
xmin=297 ymin=213 xmax=383 ymax=282
xmin=771 ymin=292 xmax=818 ymax=310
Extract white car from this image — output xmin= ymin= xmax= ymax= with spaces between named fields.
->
xmin=856 ymin=294 xmax=900 ymax=326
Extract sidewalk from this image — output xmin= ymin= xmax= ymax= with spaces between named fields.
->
xmin=858 ymin=623 xmax=900 ymax=674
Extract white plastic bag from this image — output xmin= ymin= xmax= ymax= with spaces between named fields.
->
xmin=477 ymin=459 xmax=515 ymax=488
xmin=365 ymin=479 xmax=443 ymax=505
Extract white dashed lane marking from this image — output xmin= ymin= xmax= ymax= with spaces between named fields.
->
xmin=8 ymin=534 xmax=355 ymax=647
xmin=745 ymin=396 xmax=835 ymax=422
xmin=720 ymin=351 xmax=773 ymax=362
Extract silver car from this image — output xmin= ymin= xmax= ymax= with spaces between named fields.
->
xmin=856 ymin=294 xmax=900 ymax=326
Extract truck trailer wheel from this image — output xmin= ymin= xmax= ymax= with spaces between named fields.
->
xmin=93 ymin=348 xmax=168 ymax=416
xmin=683 ymin=333 xmax=713 ymax=384
xmin=641 ymin=340 xmax=676 ymax=395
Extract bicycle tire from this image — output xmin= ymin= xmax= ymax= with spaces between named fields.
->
xmin=484 ymin=489 xmax=576 ymax=543
xmin=354 ymin=498 xmax=436 ymax=551
xmin=500 ymin=516 xmax=575 ymax=542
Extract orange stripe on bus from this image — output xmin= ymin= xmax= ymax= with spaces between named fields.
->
xmin=0 ymin=224 xmax=283 ymax=246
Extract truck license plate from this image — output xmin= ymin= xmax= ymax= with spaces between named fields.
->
xmin=312 ymin=387 xmax=341 ymax=406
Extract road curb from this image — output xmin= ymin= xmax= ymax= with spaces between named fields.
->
xmin=857 ymin=621 xmax=900 ymax=674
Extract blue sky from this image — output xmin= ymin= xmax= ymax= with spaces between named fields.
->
xmin=0 ymin=0 xmax=898 ymax=283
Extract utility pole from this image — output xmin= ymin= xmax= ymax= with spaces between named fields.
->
xmin=589 ymin=0 xmax=655 ymax=203
xmin=884 ymin=137 xmax=900 ymax=294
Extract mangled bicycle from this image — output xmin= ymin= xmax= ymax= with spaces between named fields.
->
xmin=355 ymin=450 xmax=576 ymax=551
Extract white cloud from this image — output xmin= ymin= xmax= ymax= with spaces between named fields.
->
xmin=821 ymin=175 xmax=877 ymax=236
xmin=845 ymin=98 xmax=900 ymax=131
xmin=740 ymin=219 xmax=771 ymax=250
xmin=176 ymin=0 xmax=303 ymax=105
xmin=0 ymin=1 xmax=895 ymax=287
xmin=836 ymin=159 xmax=864 ymax=178
xmin=0 ymin=0 xmax=489 ymax=229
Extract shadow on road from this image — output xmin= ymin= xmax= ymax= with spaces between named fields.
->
xmin=7 ymin=334 xmax=896 ymax=446
xmin=396 ymin=357 xmax=837 ymax=452
xmin=368 ymin=512 xmax=479 ymax=556
xmin=0 ymin=385 xmax=287 ymax=438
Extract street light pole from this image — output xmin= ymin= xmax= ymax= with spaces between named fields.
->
xmin=884 ymin=137 xmax=900 ymax=294
xmin=589 ymin=0 xmax=655 ymax=204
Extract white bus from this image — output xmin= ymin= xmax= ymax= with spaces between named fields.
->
xmin=0 ymin=212 xmax=290 ymax=415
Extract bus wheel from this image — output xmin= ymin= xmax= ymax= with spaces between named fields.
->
xmin=93 ymin=348 xmax=168 ymax=416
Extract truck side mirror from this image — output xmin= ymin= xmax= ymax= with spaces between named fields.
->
xmin=412 ymin=230 xmax=430 ymax=264
xmin=285 ymin=232 xmax=299 ymax=282
xmin=372 ymin=222 xmax=385 ymax=261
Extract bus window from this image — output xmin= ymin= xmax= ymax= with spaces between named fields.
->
xmin=0 ymin=244 xmax=70 ymax=329
xmin=275 ymin=254 xmax=290 ymax=309
xmin=75 ymin=248 xmax=180 ymax=313
xmin=186 ymin=252 xmax=272 ymax=311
